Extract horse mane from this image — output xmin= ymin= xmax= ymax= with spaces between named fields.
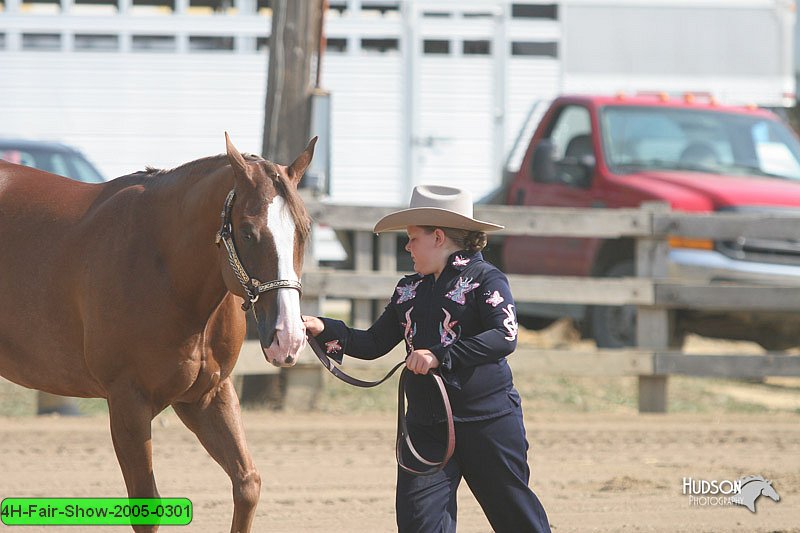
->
xmin=140 ymin=152 xmax=311 ymax=242
xmin=273 ymin=169 xmax=312 ymax=242
xmin=141 ymin=153 xmax=263 ymax=177
xmin=739 ymin=475 xmax=767 ymax=486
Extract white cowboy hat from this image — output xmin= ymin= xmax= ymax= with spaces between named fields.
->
xmin=373 ymin=185 xmax=504 ymax=233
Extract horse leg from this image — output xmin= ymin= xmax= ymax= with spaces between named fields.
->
xmin=172 ymin=377 xmax=260 ymax=533
xmin=107 ymin=388 xmax=160 ymax=533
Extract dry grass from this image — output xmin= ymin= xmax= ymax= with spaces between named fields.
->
xmin=3 ymin=318 xmax=799 ymax=417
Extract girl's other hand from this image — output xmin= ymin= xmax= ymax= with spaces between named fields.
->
xmin=406 ymin=349 xmax=440 ymax=375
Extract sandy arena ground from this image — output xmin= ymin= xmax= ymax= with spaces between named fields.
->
xmin=0 ymin=409 xmax=797 ymax=533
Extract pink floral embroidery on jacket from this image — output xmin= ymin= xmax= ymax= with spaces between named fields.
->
xmin=485 ymin=290 xmax=505 ymax=308
xmin=325 ymin=340 xmax=342 ymax=354
xmin=439 ymin=308 xmax=459 ymax=347
xmin=445 ymin=276 xmax=480 ymax=305
xmin=401 ymin=307 xmax=416 ymax=352
xmin=395 ymin=280 xmax=422 ymax=304
xmin=502 ymin=304 xmax=518 ymax=341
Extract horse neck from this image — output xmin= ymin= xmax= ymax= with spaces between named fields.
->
xmin=740 ymin=482 xmax=761 ymax=499
xmin=154 ymin=163 xmax=235 ymax=316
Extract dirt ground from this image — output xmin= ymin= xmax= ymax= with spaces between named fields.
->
xmin=2 ymin=321 xmax=799 ymax=532
xmin=0 ymin=409 xmax=798 ymax=533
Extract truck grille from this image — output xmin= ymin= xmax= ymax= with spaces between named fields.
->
xmin=717 ymin=237 xmax=800 ymax=266
xmin=715 ymin=206 xmax=800 ymax=266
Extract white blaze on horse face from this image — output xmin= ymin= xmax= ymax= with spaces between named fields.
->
xmin=264 ymin=195 xmax=305 ymax=365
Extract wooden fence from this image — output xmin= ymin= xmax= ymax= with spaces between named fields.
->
xmin=235 ymin=199 xmax=800 ymax=413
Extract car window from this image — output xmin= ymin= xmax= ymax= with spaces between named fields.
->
xmin=1 ymin=147 xmax=105 ymax=183
xmin=67 ymin=154 xmax=105 ymax=183
xmin=49 ymin=153 xmax=71 ymax=177
xmin=1 ymin=149 xmax=35 ymax=167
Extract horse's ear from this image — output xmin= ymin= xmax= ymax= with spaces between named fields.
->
xmin=225 ymin=132 xmax=253 ymax=186
xmin=287 ymin=137 xmax=318 ymax=185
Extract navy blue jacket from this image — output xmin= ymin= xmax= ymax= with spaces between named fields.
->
xmin=315 ymin=250 xmax=522 ymax=425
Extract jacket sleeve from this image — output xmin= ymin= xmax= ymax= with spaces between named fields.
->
xmin=429 ymin=269 xmax=518 ymax=371
xmin=314 ymin=303 xmax=404 ymax=364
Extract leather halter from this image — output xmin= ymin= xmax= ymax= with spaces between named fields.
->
xmin=307 ymin=335 xmax=456 ymax=476
xmin=215 ymin=189 xmax=302 ymax=311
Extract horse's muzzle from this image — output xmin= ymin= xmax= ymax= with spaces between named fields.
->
xmin=253 ymin=283 xmax=305 ymax=367
xmin=262 ymin=330 xmax=306 ymax=367
xmin=256 ymin=312 xmax=306 ymax=368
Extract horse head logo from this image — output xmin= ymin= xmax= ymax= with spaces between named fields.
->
xmin=731 ymin=475 xmax=780 ymax=513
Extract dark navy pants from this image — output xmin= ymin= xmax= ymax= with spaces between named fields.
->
xmin=396 ymin=407 xmax=550 ymax=533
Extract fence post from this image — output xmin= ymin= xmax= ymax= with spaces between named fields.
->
xmin=353 ymin=231 xmax=374 ymax=329
xmin=301 ymin=222 xmax=322 ymax=318
xmin=376 ymin=233 xmax=398 ymax=315
xmin=378 ymin=233 xmax=398 ymax=272
xmin=280 ymin=220 xmax=324 ymax=410
xmin=636 ymin=202 xmax=671 ymax=413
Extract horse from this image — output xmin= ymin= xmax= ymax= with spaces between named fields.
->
xmin=731 ymin=475 xmax=781 ymax=513
xmin=0 ymin=133 xmax=316 ymax=532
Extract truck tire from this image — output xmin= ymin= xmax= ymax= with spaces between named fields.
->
xmin=589 ymin=260 xmax=636 ymax=348
xmin=518 ymin=315 xmax=557 ymax=331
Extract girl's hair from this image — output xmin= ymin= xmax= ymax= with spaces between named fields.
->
xmin=420 ymin=226 xmax=488 ymax=253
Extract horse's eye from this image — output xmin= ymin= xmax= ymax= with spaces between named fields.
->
xmin=241 ymin=229 xmax=255 ymax=241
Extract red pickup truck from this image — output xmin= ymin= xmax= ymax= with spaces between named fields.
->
xmin=502 ymin=93 xmax=800 ymax=349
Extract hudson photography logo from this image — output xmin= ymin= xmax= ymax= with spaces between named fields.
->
xmin=682 ymin=475 xmax=781 ymax=512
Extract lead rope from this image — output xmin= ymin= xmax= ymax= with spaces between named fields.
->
xmin=306 ymin=334 xmax=455 ymax=476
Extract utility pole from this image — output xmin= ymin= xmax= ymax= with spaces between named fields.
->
xmin=262 ymin=0 xmax=325 ymax=165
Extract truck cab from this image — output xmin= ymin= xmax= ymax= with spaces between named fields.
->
xmin=503 ymin=94 xmax=800 ymax=348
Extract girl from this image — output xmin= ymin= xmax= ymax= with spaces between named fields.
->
xmin=303 ymin=185 xmax=550 ymax=533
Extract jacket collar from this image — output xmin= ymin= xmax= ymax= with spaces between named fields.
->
xmin=446 ymin=250 xmax=482 ymax=272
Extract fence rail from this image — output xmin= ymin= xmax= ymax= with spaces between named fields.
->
xmin=252 ymin=198 xmax=800 ymax=412
xmin=309 ymin=202 xmax=800 ymax=239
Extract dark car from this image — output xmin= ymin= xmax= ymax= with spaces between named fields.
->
xmin=0 ymin=139 xmax=105 ymax=183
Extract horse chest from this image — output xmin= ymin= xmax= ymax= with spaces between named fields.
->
xmin=177 ymin=340 xmax=239 ymax=402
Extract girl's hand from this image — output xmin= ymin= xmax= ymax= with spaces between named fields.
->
xmin=302 ymin=315 xmax=325 ymax=336
xmin=406 ymin=349 xmax=440 ymax=375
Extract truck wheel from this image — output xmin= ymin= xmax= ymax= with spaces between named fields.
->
xmin=518 ymin=315 xmax=557 ymax=331
xmin=754 ymin=335 xmax=797 ymax=352
xmin=589 ymin=260 xmax=636 ymax=348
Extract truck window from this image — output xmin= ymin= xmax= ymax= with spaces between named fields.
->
xmin=600 ymin=106 xmax=800 ymax=181
xmin=751 ymin=121 xmax=800 ymax=179
xmin=549 ymin=105 xmax=591 ymax=160
xmin=537 ymin=104 xmax=595 ymax=187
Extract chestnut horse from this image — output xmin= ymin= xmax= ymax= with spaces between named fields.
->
xmin=0 ymin=133 xmax=315 ymax=532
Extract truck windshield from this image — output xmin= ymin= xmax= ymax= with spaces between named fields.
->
xmin=600 ymin=105 xmax=800 ymax=181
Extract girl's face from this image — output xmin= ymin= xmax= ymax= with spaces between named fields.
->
xmin=405 ymin=225 xmax=450 ymax=276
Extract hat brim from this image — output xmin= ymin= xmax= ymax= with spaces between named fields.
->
xmin=373 ymin=207 xmax=504 ymax=234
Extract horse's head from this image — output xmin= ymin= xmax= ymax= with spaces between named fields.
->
xmin=761 ymin=480 xmax=780 ymax=502
xmin=220 ymin=133 xmax=316 ymax=367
